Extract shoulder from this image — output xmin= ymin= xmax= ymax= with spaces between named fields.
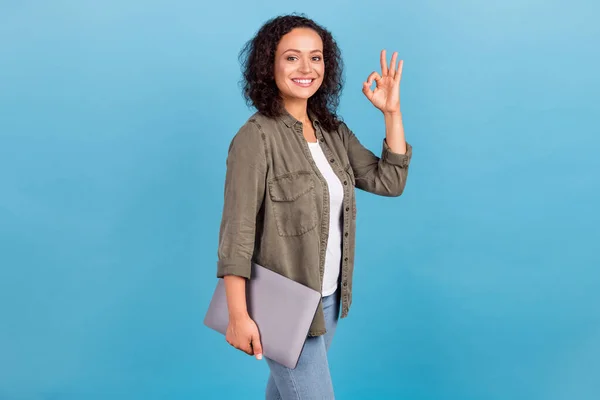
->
xmin=329 ymin=118 xmax=354 ymax=148
xmin=224 ymin=116 xmax=265 ymax=160
xmin=336 ymin=119 xmax=350 ymax=134
xmin=247 ymin=111 xmax=282 ymax=136
xmin=230 ymin=113 xmax=265 ymax=144
xmin=233 ymin=112 xmax=279 ymax=141
xmin=232 ymin=111 xmax=292 ymax=152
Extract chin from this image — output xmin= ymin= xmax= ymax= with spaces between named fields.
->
xmin=288 ymin=88 xmax=321 ymax=100
xmin=294 ymin=92 xmax=316 ymax=100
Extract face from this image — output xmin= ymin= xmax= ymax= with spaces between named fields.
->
xmin=273 ymin=27 xmax=324 ymax=103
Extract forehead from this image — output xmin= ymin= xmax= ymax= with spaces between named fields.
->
xmin=276 ymin=28 xmax=323 ymax=52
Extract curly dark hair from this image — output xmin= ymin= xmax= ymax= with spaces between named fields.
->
xmin=238 ymin=14 xmax=344 ymax=132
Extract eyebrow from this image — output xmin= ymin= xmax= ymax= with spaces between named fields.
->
xmin=283 ymin=49 xmax=323 ymax=54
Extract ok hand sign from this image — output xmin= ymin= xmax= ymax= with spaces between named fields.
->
xmin=362 ymin=50 xmax=403 ymax=115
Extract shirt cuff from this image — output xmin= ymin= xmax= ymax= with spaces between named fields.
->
xmin=216 ymin=258 xmax=252 ymax=279
xmin=382 ymin=139 xmax=412 ymax=168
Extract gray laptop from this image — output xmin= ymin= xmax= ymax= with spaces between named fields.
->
xmin=203 ymin=262 xmax=322 ymax=369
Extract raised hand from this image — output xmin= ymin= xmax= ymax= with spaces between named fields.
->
xmin=362 ymin=50 xmax=403 ymax=115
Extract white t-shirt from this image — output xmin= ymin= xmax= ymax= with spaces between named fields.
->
xmin=307 ymin=141 xmax=344 ymax=296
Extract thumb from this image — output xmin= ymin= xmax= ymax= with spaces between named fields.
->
xmin=251 ymin=332 xmax=263 ymax=360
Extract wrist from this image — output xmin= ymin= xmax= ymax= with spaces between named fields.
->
xmin=383 ymin=110 xmax=402 ymax=118
xmin=229 ymin=309 xmax=250 ymax=321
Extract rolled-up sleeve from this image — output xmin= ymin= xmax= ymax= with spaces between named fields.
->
xmin=341 ymin=122 xmax=412 ymax=197
xmin=216 ymin=121 xmax=266 ymax=279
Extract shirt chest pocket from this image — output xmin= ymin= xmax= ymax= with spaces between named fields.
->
xmin=267 ymin=171 xmax=318 ymax=237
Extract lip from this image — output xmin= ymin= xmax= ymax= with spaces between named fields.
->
xmin=291 ymin=78 xmax=315 ymax=88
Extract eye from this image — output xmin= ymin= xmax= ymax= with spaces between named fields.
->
xmin=287 ymin=56 xmax=298 ymax=61
xmin=312 ymin=56 xmax=322 ymax=61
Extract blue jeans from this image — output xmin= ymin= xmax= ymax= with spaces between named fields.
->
xmin=265 ymin=288 xmax=340 ymax=400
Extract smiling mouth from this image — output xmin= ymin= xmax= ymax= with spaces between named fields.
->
xmin=291 ymin=78 xmax=315 ymax=87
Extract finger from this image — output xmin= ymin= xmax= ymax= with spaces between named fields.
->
xmin=366 ymin=71 xmax=382 ymax=86
xmin=362 ymin=71 xmax=381 ymax=100
xmin=242 ymin=341 xmax=253 ymax=356
xmin=252 ymin=334 xmax=263 ymax=360
xmin=395 ymin=59 xmax=403 ymax=82
xmin=380 ymin=49 xmax=388 ymax=76
xmin=389 ymin=51 xmax=398 ymax=79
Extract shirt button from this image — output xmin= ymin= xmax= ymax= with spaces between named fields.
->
xmin=345 ymin=207 xmax=349 ymax=211
xmin=344 ymin=181 xmax=348 ymax=185
xmin=344 ymin=232 xmax=349 ymax=237
xmin=344 ymin=257 xmax=348 ymax=262
xmin=343 ymin=282 xmax=348 ymax=287
xmin=330 ymin=159 xmax=334 ymax=163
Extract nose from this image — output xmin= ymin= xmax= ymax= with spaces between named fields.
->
xmin=299 ymin=57 xmax=311 ymax=74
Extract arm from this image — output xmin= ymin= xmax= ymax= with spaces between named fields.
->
xmin=223 ymin=275 xmax=250 ymax=319
xmin=216 ymin=121 xmax=266 ymax=279
xmin=216 ymin=121 xmax=266 ymax=360
xmin=349 ymin=49 xmax=412 ymax=196
xmin=223 ymin=274 xmax=263 ymax=360
xmin=342 ymin=119 xmax=412 ymax=197
xmin=384 ymin=110 xmax=406 ymax=155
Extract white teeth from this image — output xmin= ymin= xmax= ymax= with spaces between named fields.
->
xmin=293 ymin=79 xmax=313 ymax=84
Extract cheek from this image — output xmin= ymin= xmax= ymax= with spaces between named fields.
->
xmin=274 ymin=62 xmax=292 ymax=87
xmin=316 ymin=64 xmax=325 ymax=80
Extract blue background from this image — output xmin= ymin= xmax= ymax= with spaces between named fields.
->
xmin=1 ymin=0 xmax=598 ymax=399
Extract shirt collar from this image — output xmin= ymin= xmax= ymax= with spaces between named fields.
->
xmin=280 ymin=108 xmax=321 ymax=129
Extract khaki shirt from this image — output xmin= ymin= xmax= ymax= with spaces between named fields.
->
xmin=216 ymin=109 xmax=412 ymax=336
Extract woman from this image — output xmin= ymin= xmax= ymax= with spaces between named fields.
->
xmin=216 ymin=14 xmax=412 ymax=399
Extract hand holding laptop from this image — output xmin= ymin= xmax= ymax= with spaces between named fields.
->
xmin=204 ymin=262 xmax=321 ymax=369
xmin=226 ymin=313 xmax=263 ymax=360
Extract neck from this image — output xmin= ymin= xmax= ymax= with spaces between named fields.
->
xmin=283 ymin=98 xmax=309 ymax=124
